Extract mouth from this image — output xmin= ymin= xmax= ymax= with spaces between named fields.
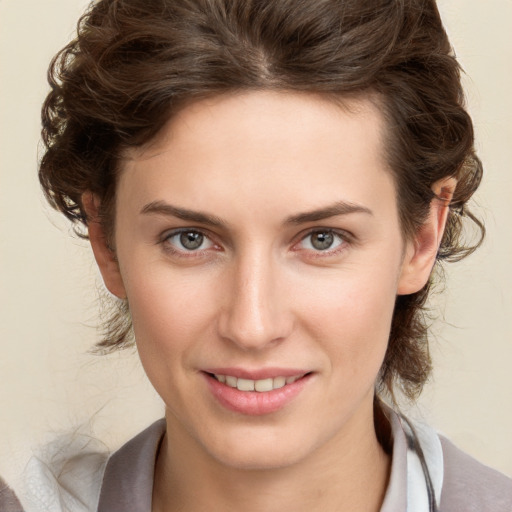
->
xmin=209 ymin=373 xmax=307 ymax=392
xmin=203 ymin=370 xmax=313 ymax=415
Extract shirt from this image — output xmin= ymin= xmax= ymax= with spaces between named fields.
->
xmin=14 ymin=409 xmax=512 ymax=512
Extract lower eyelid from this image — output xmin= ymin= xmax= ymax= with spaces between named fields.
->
xmin=298 ymin=231 xmax=346 ymax=251
xmin=161 ymin=229 xmax=214 ymax=252
xmin=159 ymin=228 xmax=350 ymax=256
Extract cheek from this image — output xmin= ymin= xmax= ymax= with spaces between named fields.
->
xmin=294 ymin=264 xmax=399 ymax=375
xmin=122 ymin=265 xmax=220 ymax=365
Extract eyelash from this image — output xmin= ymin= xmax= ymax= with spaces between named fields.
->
xmin=159 ymin=228 xmax=351 ymax=258
xmin=292 ymin=228 xmax=350 ymax=257
xmin=160 ymin=228 xmax=219 ymax=257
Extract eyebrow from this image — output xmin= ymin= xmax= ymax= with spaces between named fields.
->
xmin=140 ymin=199 xmax=373 ymax=227
xmin=285 ymin=201 xmax=373 ymax=224
xmin=141 ymin=201 xmax=227 ymax=228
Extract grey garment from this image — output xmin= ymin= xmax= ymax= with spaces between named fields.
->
xmin=97 ymin=419 xmax=165 ymax=512
xmin=96 ymin=414 xmax=512 ymax=512
xmin=7 ymin=413 xmax=509 ymax=511
xmin=439 ymin=436 xmax=512 ymax=511
xmin=0 ymin=477 xmax=24 ymax=512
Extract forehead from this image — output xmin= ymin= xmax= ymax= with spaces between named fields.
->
xmin=125 ymin=91 xmax=387 ymax=163
xmin=117 ymin=91 xmax=397 ymax=224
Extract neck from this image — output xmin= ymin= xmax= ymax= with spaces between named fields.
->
xmin=153 ymin=402 xmax=390 ymax=512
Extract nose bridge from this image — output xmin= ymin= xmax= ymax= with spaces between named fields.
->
xmin=218 ymin=244 xmax=290 ymax=349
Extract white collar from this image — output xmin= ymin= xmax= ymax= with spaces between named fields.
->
xmin=19 ymin=410 xmax=444 ymax=512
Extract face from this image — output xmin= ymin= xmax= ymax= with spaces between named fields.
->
xmin=102 ymin=91 xmax=430 ymax=470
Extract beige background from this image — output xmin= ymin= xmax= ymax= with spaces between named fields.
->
xmin=0 ymin=0 xmax=511 ymax=485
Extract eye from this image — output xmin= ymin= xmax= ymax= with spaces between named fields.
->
xmin=298 ymin=230 xmax=345 ymax=252
xmin=164 ymin=229 xmax=215 ymax=252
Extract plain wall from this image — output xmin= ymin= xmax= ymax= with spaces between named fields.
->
xmin=1 ymin=0 xmax=511 ymax=485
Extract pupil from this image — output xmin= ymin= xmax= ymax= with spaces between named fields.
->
xmin=180 ymin=231 xmax=203 ymax=250
xmin=311 ymin=231 xmax=333 ymax=250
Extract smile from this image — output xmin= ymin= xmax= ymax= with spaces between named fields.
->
xmin=204 ymin=371 xmax=312 ymax=415
xmin=213 ymin=374 xmax=304 ymax=392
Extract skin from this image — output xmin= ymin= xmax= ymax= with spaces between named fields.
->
xmin=84 ymin=91 xmax=453 ymax=512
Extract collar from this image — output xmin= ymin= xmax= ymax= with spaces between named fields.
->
xmin=97 ymin=409 xmax=443 ymax=512
xmin=19 ymin=408 xmax=443 ymax=512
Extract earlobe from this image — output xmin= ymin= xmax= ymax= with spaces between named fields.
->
xmin=82 ymin=192 xmax=127 ymax=299
xmin=397 ymin=177 xmax=456 ymax=295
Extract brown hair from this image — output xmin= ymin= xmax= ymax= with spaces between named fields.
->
xmin=39 ymin=0 xmax=484 ymax=401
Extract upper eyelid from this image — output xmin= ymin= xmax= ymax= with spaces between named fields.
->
xmin=159 ymin=228 xmax=219 ymax=258
xmin=294 ymin=227 xmax=353 ymax=244
xmin=160 ymin=227 xmax=214 ymax=242
xmin=158 ymin=226 xmax=352 ymax=251
xmin=289 ymin=229 xmax=352 ymax=257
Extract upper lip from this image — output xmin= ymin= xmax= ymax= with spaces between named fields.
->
xmin=202 ymin=367 xmax=311 ymax=380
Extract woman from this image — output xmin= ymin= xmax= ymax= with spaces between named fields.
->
xmin=8 ymin=0 xmax=512 ymax=511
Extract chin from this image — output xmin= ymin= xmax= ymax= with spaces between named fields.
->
xmin=201 ymin=428 xmax=312 ymax=471
xmin=211 ymin=445 xmax=305 ymax=471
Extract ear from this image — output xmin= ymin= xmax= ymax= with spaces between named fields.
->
xmin=82 ymin=192 xmax=127 ymax=299
xmin=397 ymin=177 xmax=456 ymax=295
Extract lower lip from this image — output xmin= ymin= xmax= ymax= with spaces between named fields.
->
xmin=204 ymin=373 xmax=312 ymax=416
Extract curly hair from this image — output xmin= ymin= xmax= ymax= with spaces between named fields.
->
xmin=39 ymin=0 xmax=484 ymax=401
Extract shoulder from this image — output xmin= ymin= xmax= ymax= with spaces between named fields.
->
xmin=0 ymin=477 xmax=24 ymax=512
xmin=393 ymin=408 xmax=512 ymax=512
xmin=18 ymin=431 xmax=109 ymax=512
xmin=14 ymin=420 xmax=165 ymax=512
xmin=439 ymin=435 xmax=512 ymax=512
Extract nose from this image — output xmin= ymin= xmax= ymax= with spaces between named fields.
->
xmin=217 ymin=250 xmax=293 ymax=351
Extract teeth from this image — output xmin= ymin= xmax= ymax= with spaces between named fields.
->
xmin=254 ymin=378 xmax=273 ymax=392
xmin=225 ymin=375 xmax=237 ymax=387
xmin=237 ymin=378 xmax=255 ymax=391
xmin=273 ymin=376 xmax=286 ymax=389
xmin=214 ymin=374 xmax=304 ymax=392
